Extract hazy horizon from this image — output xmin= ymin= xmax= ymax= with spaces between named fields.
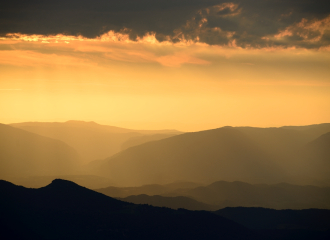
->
xmin=3 ymin=119 xmax=330 ymax=132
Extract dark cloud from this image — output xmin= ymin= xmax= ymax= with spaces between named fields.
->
xmin=0 ymin=0 xmax=329 ymax=48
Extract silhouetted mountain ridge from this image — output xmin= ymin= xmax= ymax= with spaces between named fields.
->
xmin=97 ymin=180 xmax=330 ymax=210
xmin=46 ymin=178 xmax=83 ymax=189
xmin=2 ymin=179 xmax=330 ymax=240
xmin=118 ymin=194 xmax=217 ymax=211
xmin=0 ymin=179 xmax=257 ymax=240
xmin=95 ymin=181 xmax=203 ymax=198
xmin=163 ymin=180 xmax=330 ymax=209
xmin=6 ymin=175 xmax=115 ymax=189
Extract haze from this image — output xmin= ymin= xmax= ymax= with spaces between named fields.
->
xmin=1 ymin=1 xmax=330 ymax=131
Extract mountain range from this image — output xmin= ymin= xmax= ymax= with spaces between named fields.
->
xmin=97 ymin=180 xmax=330 ymax=210
xmin=96 ymin=181 xmax=203 ymax=198
xmin=93 ymin=124 xmax=330 ymax=186
xmin=1 ymin=179 xmax=330 ymax=240
xmin=0 ymin=124 xmax=80 ymax=178
xmin=0 ymin=179 xmax=256 ymax=240
xmin=2 ymin=121 xmax=330 ymax=189
xmin=10 ymin=121 xmax=181 ymax=163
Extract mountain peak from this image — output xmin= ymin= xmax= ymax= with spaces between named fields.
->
xmin=47 ymin=179 xmax=81 ymax=189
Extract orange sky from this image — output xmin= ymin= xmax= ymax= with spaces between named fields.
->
xmin=1 ymin=32 xmax=330 ymax=131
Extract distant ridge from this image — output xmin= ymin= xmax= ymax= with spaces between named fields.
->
xmin=95 ymin=127 xmax=289 ymax=186
xmin=95 ymin=181 xmax=203 ymax=198
xmin=10 ymin=121 xmax=182 ymax=162
xmin=299 ymin=132 xmax=330 ymax=179
xmin=94 ymin=124 xmax=330 ymax=186
xmin=0 ymin=123 xmax=80 ymax=178
xmin=163 ymin=180 xmax=330 ymax=209
xmin=97 ymin=180 xmax=330 ymax=210
xmin=11 ymin=120 xmax=182 ymax=134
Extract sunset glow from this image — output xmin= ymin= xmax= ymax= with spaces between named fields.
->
xmin=1 ymin=1 xmax=329 ymax=131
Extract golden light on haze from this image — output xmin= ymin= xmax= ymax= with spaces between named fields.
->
xmin=1 ymin=32 xmax=330 ymax=131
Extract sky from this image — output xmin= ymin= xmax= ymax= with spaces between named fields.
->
xmin=1 ymin=0 xmax=330 ymax=131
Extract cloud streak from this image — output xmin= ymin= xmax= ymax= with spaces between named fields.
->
xmin=0 ymin=0 xmax=329 ymax=49
xmin=0 ymin=32 xmax=212 ymax=67
xmin=1 ymin=30 xmax=329 ymax=70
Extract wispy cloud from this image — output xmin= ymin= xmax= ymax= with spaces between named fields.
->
xmin=1 ymin=1 xmax=329 ymax=49
xmin=264 ymin=15 xmax=330 ymax=48
xmin=0 ymin=29 xmax=329 ymax=71
xmin=0 ymin=32 xmax=211 ymax=67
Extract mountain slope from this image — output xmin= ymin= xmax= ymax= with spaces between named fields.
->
xmin=282 ymin=123 xmax=330 ymax=140
xmin=215 ymin=207 xmax=330 ymax=231
xmin=95 ymin=181 xmax=203 ymax=198
xmin=163 ymin=181 xmax=330 ymax=209
xmin=95 ymin=124 xmax=330 ymax=186
xmin=121 ymin=133 xmax=177 ymax=151
xmin=304 ymin=132 xmax=330 ymax=163
xmin=95 ymin=127 xmax=288 ymax=186
xmin=0 ymin=179 xmax=256 ymax=240
xmin=11 ymin=121 xmax=181 ymax=162
xmin=214 ymin=207 xmax=330 ymax=240
xmin=225 ymin=125 xmax=330 ymax=172
xmin=98 ymin=180 xmax=330 ymax=210
xmin=298 ymin=132 xmax=330 ymax=184
xmin=118 ymin=194 xmax=217 ymax=211
xmin=0 ymin=124 xmax=80 ymax=178
xmin=96 ymin=184 xmax=168 ymax=198
xmin=6 ymin=175 xmax=115 ymax=189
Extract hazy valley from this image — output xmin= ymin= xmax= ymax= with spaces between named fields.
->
xmin=2 ymin=121 xmax=330 ymax=187
xmin=1 ymin=120 xmax=330 ymax=239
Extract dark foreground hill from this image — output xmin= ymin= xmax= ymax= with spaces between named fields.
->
xmin=215 ymin=207 xmax=330 ymax=240
xmin=1 ymin=180 xmax=330 ymax=240
xmin=0 ymin=124 xmax=80 ymax=178
xmin=5 ymin=174 xmax=115 ymax=189
xmin=215 ymin=207 xmax=330 ymax=231
xmin=0 ymin=179 xmax=256 ymax=240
